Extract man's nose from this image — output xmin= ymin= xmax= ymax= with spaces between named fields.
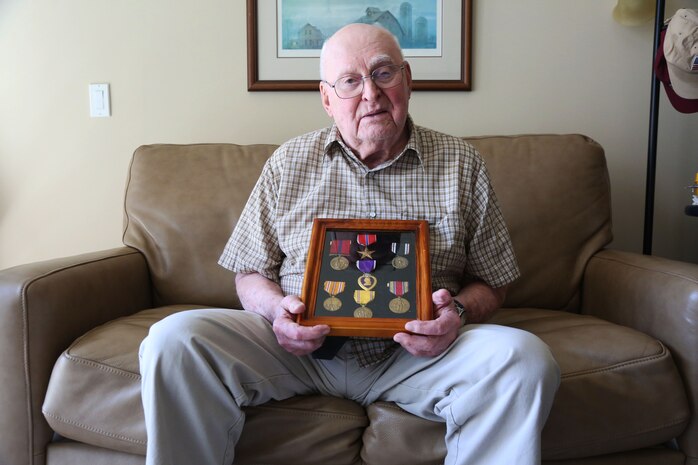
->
xmin=361 ymin=76 xmax=382 ymax=99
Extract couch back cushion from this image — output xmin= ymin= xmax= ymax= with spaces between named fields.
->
xmin=469 ymin=134 xmax=612 ymax=309
xmin=123 ymin=143 xmax=276 ymax=308
xmin=123 ymin=135 xmax=612 ymax=310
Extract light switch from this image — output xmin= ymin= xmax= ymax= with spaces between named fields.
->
xmin=89 ymin=83 xmax=111 ymax=117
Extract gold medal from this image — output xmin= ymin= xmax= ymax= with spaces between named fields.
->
xmin=389 ymin=297 xmax=410 ymax=314
xmin=353 ymin=290 xmax=374 ymax=318
xmin=387 ymin=281 xmax=410 ymax=314
xmin=391 ymin=256 xmax=408 ymax=269
xmin=330 ymin=255 xmax=349 ymax=270
xmin=357 ymin=259 xmax=377 ymax=292
xmin=391 ymin=242 xmax=410 ymax=269
xmin=357 ymin=234 xmax=377 ymax=250
xmin=323 ymin=296 xmax=342 ymax=311
xmin=329 ymin=240 xmax=351 ymax=270
xmin=354 ymin=307 xmax=373 ymax=318
xmin=358 ymin=274 xmax=377 ymax=291
xmin=357 ymin=247 xmax=374 ymax=259
xmin=322 ymin=281 xmax=345 ymax=313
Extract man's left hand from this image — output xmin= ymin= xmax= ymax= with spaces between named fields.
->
xmin=393 ymin=289 xmax=461 ymax=357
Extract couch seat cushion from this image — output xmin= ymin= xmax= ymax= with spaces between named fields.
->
xmin=361 ymin=308 xmax=689 ymax=463
xmin=41 ymin=306 xmax=368 ymax=465
xmin=500 ymin=308 xmax=689 ymax=459
xmin=43 ymin=307 xmax=689 ymax=463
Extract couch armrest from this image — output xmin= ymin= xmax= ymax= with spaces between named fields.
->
xmin=582 ymin=249 xmax=698 ymax=462
xmin=0 ymin=247 xmax=152 ymax=465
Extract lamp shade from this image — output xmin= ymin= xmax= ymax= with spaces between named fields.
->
xmin=613 ymin=0 xmax=655 ymax=26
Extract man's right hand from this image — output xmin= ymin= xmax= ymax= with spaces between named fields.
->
xmin=235 ymin=272 xmax=331 ymax=356
xmin=272 ymin=295 xmax=331 ymax=356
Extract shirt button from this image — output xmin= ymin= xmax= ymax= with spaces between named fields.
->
xmin=369 ymin=212 xmax=377 ymax=218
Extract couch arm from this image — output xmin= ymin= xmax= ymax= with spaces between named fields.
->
xmin=582 ymin=249 xmax=698 ymax=463
xmin=0 ymin=247 xmax=152 ymax=465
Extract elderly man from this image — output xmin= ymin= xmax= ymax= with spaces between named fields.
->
xmin=139 ymin=23 xmax=560 ymax=465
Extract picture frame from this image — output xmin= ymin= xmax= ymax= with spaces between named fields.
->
xmin=299 ymin=218 xmax=432 ymax=337
xmin=247 ymin=0 xmax=472 ymax=91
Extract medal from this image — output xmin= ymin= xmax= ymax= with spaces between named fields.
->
xmin=392 ymin=256 xmax=408 ymax=269
xmin=324 ymin=296 xmax=342 ymax=311
xmin=391 ymin=242 xmax=410 ymax=269
xmin=352 ymin=234 xmax=380 ymax=318
xmin=357 ymin=259 xmax=377 ymax=291
xmin=354 ymin=307 xmax=373 ymax=318
xmin=353 ymin=290 xmax=375 ymax=318
xmin=357 ymin=233 xmax=377 ymax=259
xmin=387 ymin=281 xmax=410 ymax=314
xmin=329 ymin=240 xmax=351 ymax=270
xmin=322 ymin=281 xmax=345 ymax=311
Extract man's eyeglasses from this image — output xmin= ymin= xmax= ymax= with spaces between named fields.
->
xmin=322 ymin=63 xmax=406 ymax=99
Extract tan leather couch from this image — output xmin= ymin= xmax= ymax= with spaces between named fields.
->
xmin=1 ymin=134 xmax=696 ymax=465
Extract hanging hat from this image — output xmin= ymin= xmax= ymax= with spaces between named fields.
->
xmin=655 ymin=26 xmax=698 ymax=113
xmin=664 ymin=9 xmax=698 ymax=100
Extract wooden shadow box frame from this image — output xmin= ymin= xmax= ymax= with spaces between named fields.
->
xmin=299 ymin=218 xmax=432 ymax=337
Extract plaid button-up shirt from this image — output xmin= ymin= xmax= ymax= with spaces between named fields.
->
xmin=219 ymin=118 xmax=520 ymax=366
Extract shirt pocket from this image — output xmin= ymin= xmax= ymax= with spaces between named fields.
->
xmin=401 ymin=209 xmax=466 ymax=273
xmin=429 ymin=211 xmax=467 ymax=273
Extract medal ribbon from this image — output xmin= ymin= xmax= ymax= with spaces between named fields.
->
xmin=357 ymin=234 xmax=377 ymax=247
xmin=391 ymin=243 xmax=410 ymax=255
xmin=357 ymin=259 xmax=376 ymax=273
xmin=330 ymin=240 xmax=351 ymax=255
xmin=353 ymin=290 xmax=375 ymax=305
xmin=323 ymin=281 xmax=345 ymax=296
xmin=388 ymin=281 xmax=409 ymax=297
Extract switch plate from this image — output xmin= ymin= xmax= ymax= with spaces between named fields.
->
xmin=89 ymin=83 xmax=110 ymax=117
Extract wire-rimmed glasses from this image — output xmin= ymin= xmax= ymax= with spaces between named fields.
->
xmin=322 ymin=63 xmax=406 ymax=99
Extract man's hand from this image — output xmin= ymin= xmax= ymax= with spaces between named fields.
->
xmin=271 ymin=295 xmax=331 ymax=356
xmin=235 ymin=273 xmax=330 ymax=357
xmin=393 ymin=289 xmax=461 ymax=357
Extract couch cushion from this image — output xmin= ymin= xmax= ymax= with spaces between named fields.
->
xmin=361 ymin=308 xmax=689 ymax=462
xmin=123 ymin=143 xmax=277 ymax=309
xmin=123 ymin=136 xmax=612 ymax=312
xmin=43 ymin=307 xmax=688 ymax=462
xmin=42 ymin=306 xmax=367 ymax=465
xmin=42 ymin=306 xmax=194 ymax=454
xmin=467 ymin=135 xmax=612 ymax=310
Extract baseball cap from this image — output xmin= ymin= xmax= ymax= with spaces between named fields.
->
xmin=664 ymin=9 xmax=698 ymax=100
xmin=655 ymin=26 xmax=698 ymax=113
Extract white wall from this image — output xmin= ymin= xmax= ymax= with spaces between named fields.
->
xmin=1 ymin=0 xmax=697 ymax=270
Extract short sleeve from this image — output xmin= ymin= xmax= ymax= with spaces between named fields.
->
xmin=218 ymin=151 xmax=285 ymax=283
xmin=462 ymin=158 xmax=520 ymax=288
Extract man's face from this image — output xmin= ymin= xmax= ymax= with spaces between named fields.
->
xmin=320 ymin=26 xmax=412 ymax=157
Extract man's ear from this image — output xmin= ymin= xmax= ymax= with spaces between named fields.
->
xmin=319 ymin=82 xmax=334 ymax=118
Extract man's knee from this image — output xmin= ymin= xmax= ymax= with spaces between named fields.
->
xmin=139 ymin=310 xmax=204 ymax=369
xmin=487 ymin=326 xmax=560 ymax=397
xmin=456 ymin=325 xmax=560 ymax=390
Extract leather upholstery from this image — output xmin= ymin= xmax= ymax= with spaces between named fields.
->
xmin=1 ymin=135 xmax=696 ymax=465
xmin=41 ymin=306 xmax=688 ymax=462
xmin=122 ymin=143 xmax=277 ymax=309
xmin=468 ymin=135 xmax=612 ymax=311
xmin=582 ymin=249 xmax=698 ymax=461
xmin=0 ymin=248 xmax=150 ymax=465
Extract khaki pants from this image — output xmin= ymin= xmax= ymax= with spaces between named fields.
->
xmin=139 ymin=309 xmax=559 ymax=465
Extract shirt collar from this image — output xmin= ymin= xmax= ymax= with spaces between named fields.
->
xmin=322 ymin=115 xmax=425 ymax=169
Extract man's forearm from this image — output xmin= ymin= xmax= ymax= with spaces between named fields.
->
xmin=454 ymin=281 xmax=507 ymax=324
xmin=235 ymin=272 xmax=285 ymax=323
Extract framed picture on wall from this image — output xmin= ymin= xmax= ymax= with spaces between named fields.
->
xmin=299 ymin=218 xmax=433 ymax=337
xmin=246 ymin=0 xmax=472 ymax=91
